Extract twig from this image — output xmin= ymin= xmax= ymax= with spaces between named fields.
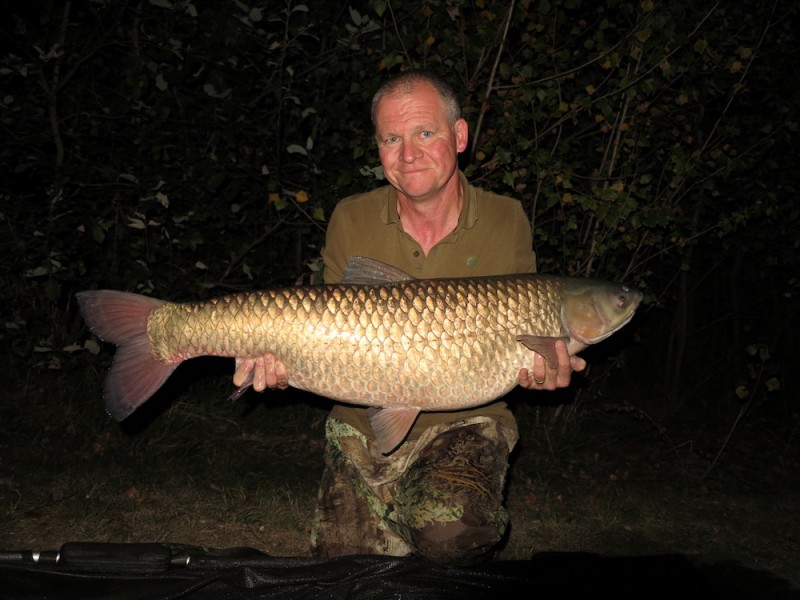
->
xmin=215 ymin=219 xmax=287 ymax=286
xmin=470 ymin=0 xmax=515 ymax=163
xmin=385 ymin=0 xmax=412 ymax=66
xmin=702 ymin=363 xmax=762 ymax=479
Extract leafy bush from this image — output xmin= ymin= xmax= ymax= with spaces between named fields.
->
xmin=2 ymin=0 xmax=796 ymax=412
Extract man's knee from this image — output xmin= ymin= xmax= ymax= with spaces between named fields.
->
xmin=393 ymin=423 xmax=513 ymax=564
xmin=406 ymin=512 xmax=507 ymax=565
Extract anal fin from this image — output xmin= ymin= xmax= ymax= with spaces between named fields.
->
xmin=367 ymin=407 xmax=421 ymax=455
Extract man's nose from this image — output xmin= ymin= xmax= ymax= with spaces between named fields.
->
xmin=400 ymin=140 xmax=421 ymax=163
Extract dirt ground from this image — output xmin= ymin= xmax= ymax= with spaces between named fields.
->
xmin=1 ymin=363 xmax=798 ymax=590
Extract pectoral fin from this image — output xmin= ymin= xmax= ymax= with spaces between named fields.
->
xmin=515 ymin=335 xmax=570 ymax=368
xmin=367 ymin=406 xmax=421 ymax=455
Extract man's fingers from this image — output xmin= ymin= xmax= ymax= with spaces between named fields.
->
xmin=274 ymin=358 xmax=289 ymax=389
xmin=531 ymin=351 xmax=547 ymax=384
xmin=570 ymin=355 xmax=587 ymax=373
xmin=233 ymin=354 xmax=290 ymax=393
xmin=233 ymin=358 xmax=255 ymax=387
xmin=253 ymin=356 xmax=267 ymax=392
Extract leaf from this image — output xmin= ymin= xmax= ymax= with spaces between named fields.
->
xmin=295 ymin=190 xmax=309 ymax=203
xmin=693 ymin=39 xmax=708 ymax=54
xmin=203 ymin=84 xmax=231 ymax=99
xmin=24 ymin=266 xmax=49 ymax=278
xmin=149 ymin=0 xmax=173 ymax=8
xmin=45 ymin=278 xmax=61 ymax=303
xmin=206 ymin=172 xmax=225 ymax=192
xmin=286 ymin=144 xmax=307 ymax=156
xmin=635 ymin=26 xmax=651 ymax=44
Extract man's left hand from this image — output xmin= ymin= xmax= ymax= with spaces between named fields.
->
xmin=517 ymin=339 xmax=586 ymax=391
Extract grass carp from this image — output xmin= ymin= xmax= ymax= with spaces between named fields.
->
xmin=76 ymin=257 xmax=642 ymax=453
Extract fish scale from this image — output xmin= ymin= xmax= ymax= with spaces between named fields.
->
xmin=76 ymin=257 xmax=642 ymax=453
xmin=148 ymin=276 xmax=559 ymax=408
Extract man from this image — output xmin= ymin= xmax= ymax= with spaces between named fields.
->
xmin=235 ymin=70 xmax=584 ymax=564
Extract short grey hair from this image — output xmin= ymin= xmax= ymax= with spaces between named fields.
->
xmin=371 ymin=70 xmax=462 ymax=128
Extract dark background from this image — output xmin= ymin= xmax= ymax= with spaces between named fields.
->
xmin=1 ymin=0 xmax=797 ymax=468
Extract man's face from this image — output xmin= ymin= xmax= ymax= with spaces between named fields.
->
xmin=374 ymin=82 xmax=468 ymax=203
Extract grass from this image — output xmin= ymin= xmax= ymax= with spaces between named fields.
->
xmin=1 ymin=359 xmax=798 ymax=588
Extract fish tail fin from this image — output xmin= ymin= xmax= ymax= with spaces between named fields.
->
xmin=76 ymin=290 xmax=177 ymax=421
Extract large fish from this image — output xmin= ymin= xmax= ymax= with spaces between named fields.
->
xmin=77 ymin=257 xmax=642 ymax=453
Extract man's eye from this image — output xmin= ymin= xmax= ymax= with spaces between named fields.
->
xmin=421 ymin=131 xmax=433 ymax=138
xmin=386 ymin=136 xmax=399 ymax=144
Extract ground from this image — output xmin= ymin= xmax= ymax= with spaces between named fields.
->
xmin=1 ymin=362 xmax=798 ymax=589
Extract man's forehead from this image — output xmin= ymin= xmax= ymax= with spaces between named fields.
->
xmin=375 ymin=85 xmax=445 ymax=126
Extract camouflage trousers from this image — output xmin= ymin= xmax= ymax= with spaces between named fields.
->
xmin=310 ymin=416 xmax=518 ymax=565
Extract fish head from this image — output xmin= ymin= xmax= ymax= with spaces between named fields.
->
xmin=561 ymin=278 xmax=643 ymax=349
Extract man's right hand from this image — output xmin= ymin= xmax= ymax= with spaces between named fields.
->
xmin=233 ymin=354 xmax=289 ymax=391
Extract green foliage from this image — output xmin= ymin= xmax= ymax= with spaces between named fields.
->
xmin=1 ymin=0 xmax=797 ymax=411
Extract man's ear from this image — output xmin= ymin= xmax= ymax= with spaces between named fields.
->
xmin=455 ymin=118 xmax=469 ymax=153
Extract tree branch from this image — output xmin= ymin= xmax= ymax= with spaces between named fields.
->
xmin=470 ymin=0 xmax=515 ymax=164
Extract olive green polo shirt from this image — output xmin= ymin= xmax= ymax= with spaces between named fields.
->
xmin=322 ymin=171 xmax=538 ymax=440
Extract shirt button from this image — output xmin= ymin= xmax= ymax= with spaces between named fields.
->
xmin=413 ymin=251 xmax=420 ymax=257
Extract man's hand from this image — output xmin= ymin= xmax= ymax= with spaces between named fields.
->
xmin=233 ymin=354 xmax=289 ymax=392
xmin=517 ymin=339 xmax=586 ymax=391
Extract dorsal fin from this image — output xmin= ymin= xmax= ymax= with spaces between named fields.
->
xmin=341 ymin=256 xmax=416 ymax=285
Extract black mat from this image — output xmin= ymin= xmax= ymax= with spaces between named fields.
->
xmin=0 ymin=543 xmax=797 ymax=599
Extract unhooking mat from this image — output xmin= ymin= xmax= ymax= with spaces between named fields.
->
xmin=0 ymin=543 xmax=797 ymax=599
